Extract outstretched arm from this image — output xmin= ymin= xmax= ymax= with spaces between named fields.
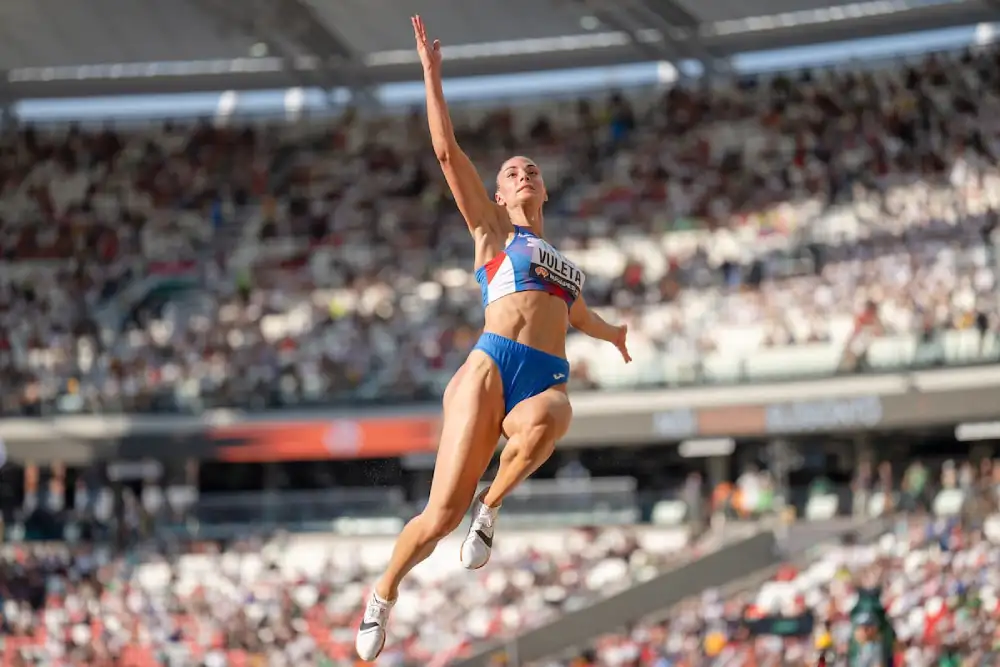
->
xmin=569 ymin=296 xmax=632 ymax=363
xmin=412 ymin=16 xmax=499 ymax=234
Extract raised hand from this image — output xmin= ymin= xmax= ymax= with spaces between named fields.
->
xmin=411 ymin=15 xmax=442 ymax=74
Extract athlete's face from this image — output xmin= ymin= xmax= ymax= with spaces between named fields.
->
xmin=495 ymin=156 xmax=547 ymax=208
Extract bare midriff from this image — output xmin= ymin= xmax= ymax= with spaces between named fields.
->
xmin=483 ymin=292 xmax=569 ymax=360
xmin=473 ymin=222 xmax=570 ymax=359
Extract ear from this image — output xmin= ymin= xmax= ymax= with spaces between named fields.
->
xmin=495 ymin=192 xmax=503 ymax=205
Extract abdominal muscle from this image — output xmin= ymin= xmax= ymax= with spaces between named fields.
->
xmin=482 ymin=291 xmax=569 ymax=359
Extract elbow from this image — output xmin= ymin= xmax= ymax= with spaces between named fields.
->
xmin=432 ymin=134 xmax=459 ymax=165
xmin=433 ymin=140 xmax=455 ymax=165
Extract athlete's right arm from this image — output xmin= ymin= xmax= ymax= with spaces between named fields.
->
xmin=412 ymin=16 xmax=498 ymax=233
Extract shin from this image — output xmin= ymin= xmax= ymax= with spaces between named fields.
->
xmin=375 ymin=505 xmax=466 ymax=600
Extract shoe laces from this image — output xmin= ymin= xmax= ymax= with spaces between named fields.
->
xmin=475 ymin=501 xmax=497 ymax=530
xmin=364 ymin=595 xmax=392 ymax=623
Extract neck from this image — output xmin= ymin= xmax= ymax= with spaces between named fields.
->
xmin=508 ymin=205 xmax=543 ymax=235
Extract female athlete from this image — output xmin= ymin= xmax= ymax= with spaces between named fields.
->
xmin=356 ymin=16 xmax=632 ymax=661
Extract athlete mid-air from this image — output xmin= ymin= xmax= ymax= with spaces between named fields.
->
xmin=356 ymin=16 xmax=632 ymax=661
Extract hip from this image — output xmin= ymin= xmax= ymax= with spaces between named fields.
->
xmin=472 ymin=332 xmax=570 ymax=415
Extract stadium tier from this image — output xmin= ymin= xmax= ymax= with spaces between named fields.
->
xmin=2 ymin=30 xmax=1000 ymax=667
xmin=0 ymin=527 xmax=696 ymax=667
xmin=2 ymin=463 xmax=999 ymax=666
xmin=545 ymin=509 xmax=1000 ymax=667
xmin=3 ymin=48 xmax=1000 ymax=416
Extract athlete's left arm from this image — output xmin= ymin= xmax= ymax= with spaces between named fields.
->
xmin=569 ymin=296 xmax=632 ymax=363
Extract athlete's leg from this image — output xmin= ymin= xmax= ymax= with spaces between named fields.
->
xmin=460 ymin=387 xmax=571 ymax=569
xmin=357 ymin=353 xmax=504 ymax=660
xmin=485 ymin=386 xmax=572 ymax=506
xmin=376 ymin=353 xmax=504 ymax=597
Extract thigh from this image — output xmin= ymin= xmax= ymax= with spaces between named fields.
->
xmin=426 ymin=351 xmax=506 ymax=511
xmin=502 ymin=386 xmax=573 ymax=442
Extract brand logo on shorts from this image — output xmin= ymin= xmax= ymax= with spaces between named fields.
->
xmin=534 ymin=266 xmax=549 ymax=278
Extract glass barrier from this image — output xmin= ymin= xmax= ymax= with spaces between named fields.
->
xmin=583 ymin=328 xmax=1000 ymax=391
xmin=190 ymin=487 xmax=408 ymax=527
xmin=417 ymin=476 xmax=641 ymax=529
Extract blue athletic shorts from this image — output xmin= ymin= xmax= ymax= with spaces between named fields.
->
xmin=473 ymin=332 xmax=570 ymax=415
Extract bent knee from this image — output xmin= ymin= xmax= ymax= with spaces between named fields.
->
xmin=504 ymin=434 xmax=556 ymax=464
xmin=419 ymin=505 xmax=468 ymax=540
xmin=531 ymin=398 xmax=572 ymax=440
xmin=507 ymin=405 xmax=571 ymax=457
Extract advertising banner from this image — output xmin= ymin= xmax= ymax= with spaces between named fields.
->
xmin=209 ymin=416 xmax=441 ymax=461
xmin=3 ymin=366 xmax=1000 ymax=462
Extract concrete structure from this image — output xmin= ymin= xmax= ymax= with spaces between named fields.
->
xmin=0 ymin=0 xmax=995 ymax=101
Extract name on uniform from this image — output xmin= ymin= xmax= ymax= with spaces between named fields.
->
xmin=530 ymin=242 xmax=584 ymax=299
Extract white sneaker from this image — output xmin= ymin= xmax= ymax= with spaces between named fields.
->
xmin=355 ymin=591 xmax=394 ymax=661
xmin=461 ymin=493 xmax=500 ymax=569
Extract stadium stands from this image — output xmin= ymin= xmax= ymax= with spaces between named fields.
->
xmin=3 ymin=48 xmax=1000 ymax=416
xmin=2 ymin=458 xmax=996 ymax=666
xmin=547 ymin=462 xmax=1000 ymax=667
xmin=4 ymin=34 xmax=1000 ymax=667
xmin=0 ymin=526 xmax=696 ymax=667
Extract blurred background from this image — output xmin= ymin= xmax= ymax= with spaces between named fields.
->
xmin=3 ymin=0 xmax=1000 ymax=665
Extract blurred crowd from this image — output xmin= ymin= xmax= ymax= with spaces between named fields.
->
xmin=0 ymin=527 xmax=691 ymax=667
xmin=553 ymin=518 xmax=1000 ymax=667
xmin=3 ymin=455 xmax=1000 ymax=666
xmin=551 ymin=458 xmax=1000 ymax=667
xmin=3 ymin=48 xmax=1000 ymax=414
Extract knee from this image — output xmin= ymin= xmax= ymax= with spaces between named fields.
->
xmin=418 ymin=505 xmax=467 ymax=541
xmin=506 ymin=410 xmax=566 ymax=461
xmin=504 ymin=437 xmax=555 ymax=466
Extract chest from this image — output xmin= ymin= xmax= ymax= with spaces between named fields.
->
xmin=516 ymin=234 xmax=585 ymax=290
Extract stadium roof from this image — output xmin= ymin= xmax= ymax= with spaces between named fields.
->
xmin=0 ymin=0 xmax=996 ymax=100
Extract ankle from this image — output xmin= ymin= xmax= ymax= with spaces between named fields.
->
xmin=373 ymin=582 xmax=398 ymax=604
xmin=481 ymin=493 xmax=502 ymax=510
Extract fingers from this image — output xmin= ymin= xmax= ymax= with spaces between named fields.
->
xmin=411 ymin=15 xmax=426 ymax=43
xmin=618 ymin=324 xmax=631 ymax=363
